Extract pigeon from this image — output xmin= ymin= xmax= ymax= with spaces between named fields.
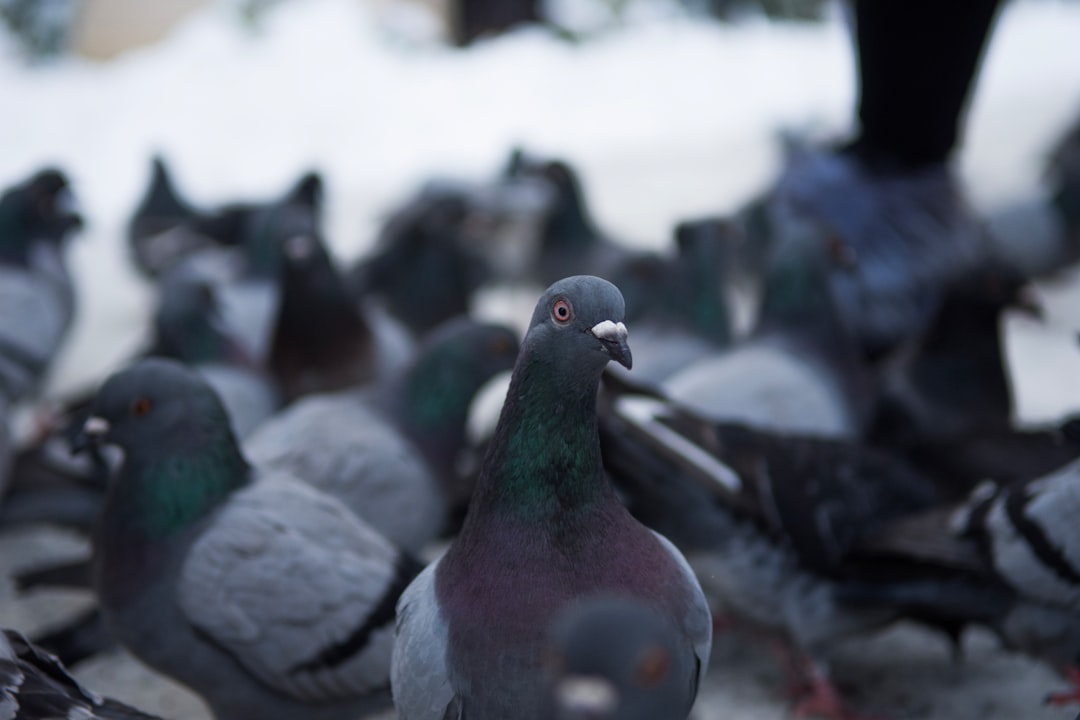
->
xmin=391 ymin=275 xmax=712 ymax=720
xmin=150 ymin=276 xmax=279 ymax=437
xmin=247 ymin=317 xmax=519 ymax=552
xmin=0 ymin=627 xmax=161 ymax=720
xmin=543 ymin=595 xmax=694 ymax=720
xmin=984 ymin=112 xmax=1080 ymax=279
xmin=843 ymin=459 xmax=1080 ymax=706
xmin=160 ymin=169 xmax=324 ymax=362
xmin=742 ymin=140 xmax=986 ymax=358
xmin=505 ymin=153 xmax=631 ymax=286
xmin=898 ymin=416 xmax=1080 ymax=500
xmin=870 ymin=261 xmax=1042 ymax=447
xmin=80 ymin=358 xmax=419 ymax=720
xmin=269 ymin=233 xmax=412 ymax=403
xmin=662 ymin=234 xmax=871 ymax=439
xmin=608 ymin=218 xmax=733 ymax=384
xmin=348 ymin=186 xmax=493 ymax=336
xmin=126 ymin=155 xmax=209 ymax=278
xmin=0 ymin=397 xmax=11 ymax=497
xmin=0 ymin=167 xmax=82 ymax=405
xmin=597 ymin=371 xmax=941 ymax=718
xmin=0 ymin=276 xmax=275 ymax=536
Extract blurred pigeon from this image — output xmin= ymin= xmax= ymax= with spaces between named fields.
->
xmin=898 ymin=416 xmax=1080 ymax=500
xmin=392 ymin=276 xmax=711 ymax=720
xmin=348 ymin=186 xmax=492 ymax=336
xmin=81 ymin=358 xmax=419 ymax=720
xmin=663 ymin=235 xmax=871 ymax=439
xmin=247 ymin=317 xmax=519 ymax=552
xmin=21 ymin=607 xmax=114 ymax=669
xmin=610 ymin=218 xmax=733 ymax=383
xmin=0 ymin=397 xmax=10 ymax=497
xmin=984 ymin=113 xmax=1080 ymax=279
xmin=0 ymin=276 xmax=275 ymax=536
xmin=269 ymin=233 xmax=412 ymax=403
xmin=543 ymin=596 xmax=693 ymax=720
xmin=0 ymin=628 xmax=160 ymax=720
xmin=870 ymin=261 xmax=1042 ymax=447
xmin=740 ymin=140 xmax=985 ymax=358
xmin=151 ymin=276 xmax=279 ymax=437
xmin=597 ymin=371 xmax=941 ymax=718
xmin=126 ymin=155 xmax=208 ymax=277
xmin=161 ymin=169 xmax=324 ymax=361
xmin=845 ymin=459 xmax=1080 ymax=706
xmin=0 ymin=167 xmax=81 ymax=405
xmin=505 ymin=153 xmax=632 ymax=286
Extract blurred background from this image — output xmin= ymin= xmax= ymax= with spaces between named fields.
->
xmin=0 ymin=0 xmax=1077 ymax=416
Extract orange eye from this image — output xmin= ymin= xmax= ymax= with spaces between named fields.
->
xmin=551 ymin=298 xmax=573 ymax=324
xmin=132 ymin=397 xmax=152 ymax=417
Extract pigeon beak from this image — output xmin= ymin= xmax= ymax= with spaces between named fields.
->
xmin=72 ymin=416 xmax=110 ymax=455
xmin=1014 ymin=286 xmax=1044 ymax=321
xmin=554 ymin=675 xmax=618 ymax=715
xmin=590 ymin=320 xmax=632 ymax=370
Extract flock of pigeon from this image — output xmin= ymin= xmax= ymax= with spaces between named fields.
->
xmin=1 ymin=117 xmax=1080 ymax=720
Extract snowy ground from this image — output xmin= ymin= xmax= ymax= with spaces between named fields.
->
xmin=3 ymin=0 xmax=1080 ymax=718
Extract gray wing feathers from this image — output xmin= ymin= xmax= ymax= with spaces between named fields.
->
xmin=245 ymin=394 xmax=444 ymax=552
xmin=0 ymin=265 xmax=71 ymax=400
xmin=650 ymin=531 xmax=713 ymax=690
xmin=977 ymin=461 xmax=1080 ymax=609
xmin=178 ymin=478 xmax=399 ymax=702
xmin=391 ymin=558 xmax=457 ymax=720
xmin=662 ymin=345 xmax=852 ymax=438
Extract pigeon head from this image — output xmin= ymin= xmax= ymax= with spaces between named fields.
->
xmin=755 ymin=235 xmax=847 ymax=339
xmin=151 ymin=279 xmax=245 ymax=367
xmin=544 ymin=596 xmax=688 ymax=720
xmin=525 ymin=276 xmax=631 ymax=375
xmin=0 ymin=168 xmax=83 ymax=264
xmin=81 ymin=358 xmax=238 ymax=459
xmin=945 ymin=262 xmax=1042 ymax=319
xmin=507 ymin=154 xmax=595 ymax=252
xmin=355 ymin=189 xmax=491 ymax=334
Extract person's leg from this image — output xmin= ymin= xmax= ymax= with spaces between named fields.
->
xmin=848 ymin=0 xmax=1004 ymax=172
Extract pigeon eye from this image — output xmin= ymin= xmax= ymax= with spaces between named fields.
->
xmin=132 ymin=397 xmax=153 ymax=417
xmin=635 ymin=646 xmax=671 ymax=687
xmin=551 ymin=298 xmax=573 ymax=324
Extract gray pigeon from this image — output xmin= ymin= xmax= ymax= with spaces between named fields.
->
xmin=391 ymin=276 xmax=712 ymax=720
xmin=607 ymin=218 xmax=733 ymax=384
xmin=160 ymin=169 xmax=323 ymax=362
xmin=843 ymin=458 xmax=1080 ymax=707
xmin=0 ymin=167 xmax=82 ymax=405
xmin=126 ymin=155 xmax=208 ymax=278
xmin=0 ymin=628 xmax=161 ymax=720
xmin=662 ymin=234 xmax=871 ymax=439
xmin=268 ymin=232 xmax=412 ymax=404
xmin=597 ymin=372 xmax=941 ymax=718
xmin=80 ymin=358 xmax=419 ymax=720
xmin=741 ymin=139 xmax=985 ymax=358
xmin=543 ymin=596 xmax=694 ymax=720
xmin=246 ymin=317 xmax=519 ymax=552
xmin=151 ymin=276 xmax=280 ymax=437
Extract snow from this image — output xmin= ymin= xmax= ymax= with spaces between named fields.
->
xmin=3 ymin=0 xmax=1080 ymax=717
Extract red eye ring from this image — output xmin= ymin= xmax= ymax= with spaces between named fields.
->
xmin=551 ymin=298 xmax=573 ymax=324
xmin=132 ymin=397 xmax=152 ymax=417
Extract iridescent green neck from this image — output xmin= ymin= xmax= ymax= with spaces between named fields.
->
xmin=111 ymin=438 xmax=250 ymax=539
xmin=464 ymin=349 xmax=606 ymax=526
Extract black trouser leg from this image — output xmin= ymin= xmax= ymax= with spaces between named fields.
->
xmin=850 ymin=0 xmax=1004 ymax=171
